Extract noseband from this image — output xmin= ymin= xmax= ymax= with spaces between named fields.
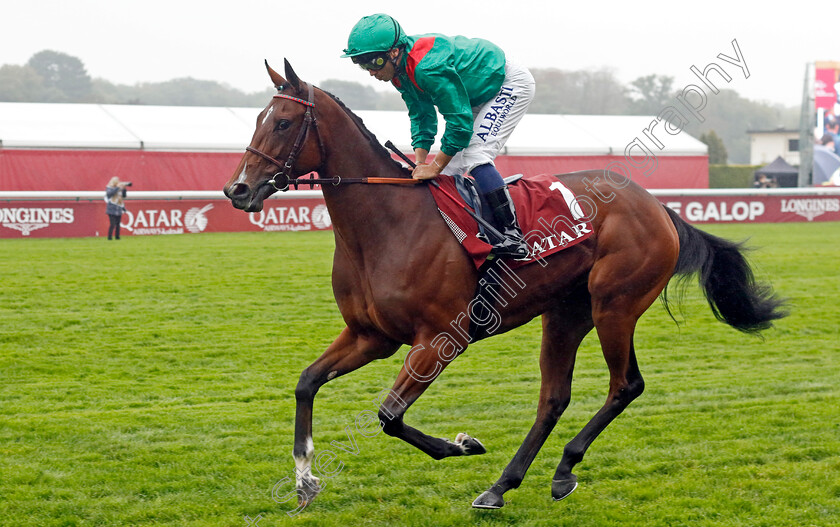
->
xmin=245 ymin=82 xmax=325 ymax=191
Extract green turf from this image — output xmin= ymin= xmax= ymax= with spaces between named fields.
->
xmin=1 ymin=223 xmax=838 ymax=526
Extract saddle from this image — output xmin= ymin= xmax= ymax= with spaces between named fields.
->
xmin=429 ymin=173 xmax=593 ymax=270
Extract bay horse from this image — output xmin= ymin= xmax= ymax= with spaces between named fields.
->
xmin=223 ymin=60 xmax=786 ymax=510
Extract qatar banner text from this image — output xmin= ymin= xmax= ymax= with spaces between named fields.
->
xmin=3 ymin=192 xmax=839 ymax=239
xmin=0 ymin=199 xmax=332 ymax=238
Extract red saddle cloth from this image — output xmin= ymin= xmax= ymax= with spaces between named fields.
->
xmin=429 ymin=173 xmax=594 ymax=269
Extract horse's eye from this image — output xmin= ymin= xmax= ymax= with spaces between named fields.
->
xmin=276 ymin=119 xmax=291 ymax=131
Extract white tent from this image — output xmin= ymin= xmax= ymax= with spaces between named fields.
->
xmin=0 ymin=102 xmax=707 ymax=156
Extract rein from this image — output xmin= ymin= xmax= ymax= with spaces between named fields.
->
xmin=245 ymin=83 xmax=422 ymax=192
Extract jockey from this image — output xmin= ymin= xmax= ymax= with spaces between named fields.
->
xmin=341 ymin=13 xmax=534 ymax=260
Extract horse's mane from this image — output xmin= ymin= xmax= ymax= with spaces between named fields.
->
xmin=319 ymin=88 xmax=412 ymax=177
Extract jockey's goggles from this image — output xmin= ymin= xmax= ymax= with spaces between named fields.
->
xmin=352 ymin=52 xmax=389 ymax=71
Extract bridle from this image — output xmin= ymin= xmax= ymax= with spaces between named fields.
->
xmin=245 ymin=82 xmax=325 ymax=192
xmin=244 ymin=82 xmax=421 ymax=191
xmin=242 ymin=82 xmax=502 ymax=241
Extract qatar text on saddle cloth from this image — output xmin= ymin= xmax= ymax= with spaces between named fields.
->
xmin=429 ymin=174 xmax=593 ymax=269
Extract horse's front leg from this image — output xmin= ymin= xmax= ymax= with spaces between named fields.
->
xmin=294 ymin=327 xmax=400 ymax=505
xmin=377 ymin=333 xmax=486 ymax=460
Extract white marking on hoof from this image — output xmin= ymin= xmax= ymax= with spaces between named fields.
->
xmin=451 ymin=432 xmax=468 ymax=453
xmin=294 ymin=437 xmax=315 ymax=486
xmin=451 ymin=432 xmax=486 ymax=455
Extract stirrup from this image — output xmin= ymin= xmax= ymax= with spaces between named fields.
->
xmin=492 ymin=238 xmax=530 ymax=260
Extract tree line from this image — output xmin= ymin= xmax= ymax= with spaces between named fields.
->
xmin=0 ymin=50 xmax=798 ymax=164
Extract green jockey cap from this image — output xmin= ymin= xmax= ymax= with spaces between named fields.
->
xmin=341 ymin=14 xmax=406 ymax=57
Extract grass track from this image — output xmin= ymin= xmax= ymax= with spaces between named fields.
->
xmin=1 ymin=223 xmax=838 ymax=526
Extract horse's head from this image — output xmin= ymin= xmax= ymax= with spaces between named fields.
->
xmin=224 ymin=60 xmax=324 ymax=212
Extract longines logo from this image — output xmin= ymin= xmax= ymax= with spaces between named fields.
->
xmin=0 ymin=207 xmax=74 ymax=236
xmin=780 ymin=198 xmax=840 ymax=221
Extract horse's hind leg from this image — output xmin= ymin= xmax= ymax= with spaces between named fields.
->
xmin=548 ymin=204 xmax=678 ymax=501
xmin=473 ymin=289 xmax=594 ymax=509
xmin=551 ymin=332 xmax=644 ymax=500
xmin=551 ymin=252 xmax=672 ymax=500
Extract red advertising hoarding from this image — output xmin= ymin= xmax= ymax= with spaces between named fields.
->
xmin=2 ymin=190 xmax=838 ymax=239
xmin=0 ymin=197 xmax=332 ymax=239
xmin=657 ymin=192 xmax=840 ymax=223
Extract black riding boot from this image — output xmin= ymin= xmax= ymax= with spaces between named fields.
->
xmin=484 ymin=186 xmax=529 ymax=260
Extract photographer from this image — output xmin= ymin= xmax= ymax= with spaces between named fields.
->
xmin=105 ymin=177 xmax=132 ymax=240
xmin=753 ymin=174 xmax=777 ymax=189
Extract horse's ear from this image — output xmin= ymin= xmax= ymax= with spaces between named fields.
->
xmin=265 ymin=60 xmax=286 ymax=89
xmin=284 ymin=59 xmax=302 ymax=91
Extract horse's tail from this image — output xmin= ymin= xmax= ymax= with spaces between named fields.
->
xmin=662 ymin=206 xmax=788 ymax=333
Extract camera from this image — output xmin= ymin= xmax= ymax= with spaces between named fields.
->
xmin=125 ymin=182 xmax=133 ymax=187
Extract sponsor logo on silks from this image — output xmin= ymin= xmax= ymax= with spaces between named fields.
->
xmin=249 ymin=205 xmax=332 ymax=232
xmin=476 ymin=86 xmax=517 ymax=143
xmin=780 ymin=198 xmax=840 ymax=221
xmin=666 ymin=201 xmax=766 ymax=222
xmin=121 ymin=204 xmax=214 ymax=236
xmin=0 ymin=207 xmax=74 ymax=236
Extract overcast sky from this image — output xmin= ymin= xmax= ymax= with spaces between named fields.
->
xmin=2 ymin=0 xmax=827 ymax=109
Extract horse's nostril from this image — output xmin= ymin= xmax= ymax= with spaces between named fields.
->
xmin=229 ymin=183 xmax=251 ymax=198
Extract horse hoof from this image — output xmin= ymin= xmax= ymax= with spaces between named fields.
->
xmin=472 ymin=490 xmax=505 ymax=509
xmin=296 ymin=476 xmax=321 ymax=507
xmin=551 ymin=475 xmax=578 ymax=501
xmin=454 ymin=432 xmax=487 ymax=455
